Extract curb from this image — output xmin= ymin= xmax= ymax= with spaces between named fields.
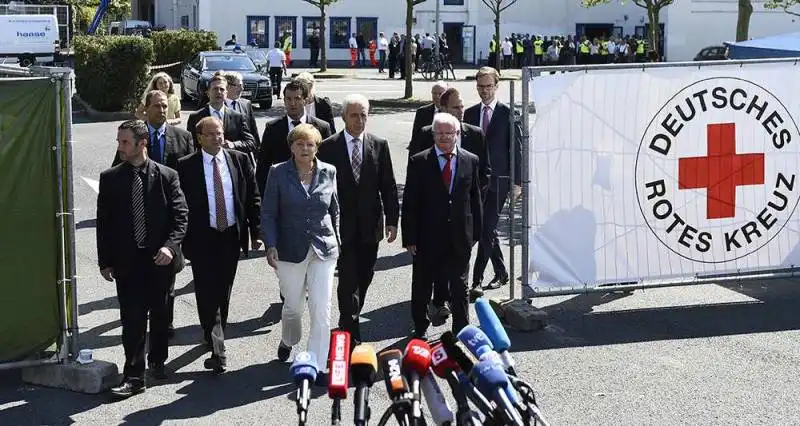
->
xmin=73 ymin=95 xmax=136 ymax=122
xmin=369 ymin=98 xmax=429 ymax=108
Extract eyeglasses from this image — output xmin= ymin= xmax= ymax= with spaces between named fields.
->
xmin=434 ymin=131 xmax=457 ymax=137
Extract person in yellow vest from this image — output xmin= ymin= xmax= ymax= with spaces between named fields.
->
xmin=514 ymin=37 xmax=524 ymax=68
xmin=282 ymin=31 xmax=293 ymax=66
xmin=578 ymin=36 xmax=590 ymax=65
xmin=600 ymin=37 xmax=609 ymax=63
xmin=533 ymin=35 xmax=543 ymax=66
xmin=488 ymin=37 xmax=498 ymax=71
xmin=636 ymin=37 xmax=645 ymax=62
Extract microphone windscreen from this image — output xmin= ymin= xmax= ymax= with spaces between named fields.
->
xmin=475 ymin=298 xmax=511 ymax=352
xmin=457 ymin=325 xmax=494 ymax=358
xmin=429 ymin=343 xmax=460 ymax=378
xmin=290 ymin=351 xmax=318 ymax=383
xmin=328 ymin=330 xmax=351 ymax=399
xmin=473 ymin=359 xmax=509 ymax=394
xmin=402 ymin=339 xmax=432 ymax=376
xmin=441 ymin=331 xmax=477 ymax=374
xmin=350 ymin=344 xmax=378 ymax=385
xmin=378 ymin=349 xmax=408 ymax=398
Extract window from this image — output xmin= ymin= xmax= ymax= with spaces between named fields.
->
xmin=355 ymin=17 xmax=378 ymax=43
xmin=443 ymin=0 xmax=464 ymax=4
xmin=246 ymin=16 xmax=269 ymax=48
xmin=275 ymin=16 xmax=297 ymax=48
xmin=302 ymin=17 xmax=322 ymax=48
xmin=180 ymin=15 xmax=189 ymax=28
xmin=329 ymin=17 xmax=350 ymax=49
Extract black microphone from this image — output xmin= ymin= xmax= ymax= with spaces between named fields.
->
xmin=378 ymin=349 xmax=412 ymax=425
xmin=440 ymin=332 xmax=495 ymax=422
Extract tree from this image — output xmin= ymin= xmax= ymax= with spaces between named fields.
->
xmin=764 ymin=0 xmax=800 ymax=17
xmin=403 ymin=0 xmax=428 ymax=98
xmin=480 ymin=0 xmax=519 ymax=72
xmin=736 ymin=0 xmax=753 ymax=42
xmin=583 ymin=0 xmax=674 ymax=60
xmin=302 ymin=0 xmax=341 ymax=72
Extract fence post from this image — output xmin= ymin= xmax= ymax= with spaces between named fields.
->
xmin=508 ymin=79 xmax=516 ymax=300
xmin=521 ymin=67 xmax=532 ymax=292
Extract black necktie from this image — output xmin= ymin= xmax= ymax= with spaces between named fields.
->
xmin=291 ymin=120 xmax=301 ymax=127
xmin=131 ymin=166 xmax=147 ymax=247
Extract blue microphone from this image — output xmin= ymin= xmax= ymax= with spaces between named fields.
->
xmin=473 ymin=360 xmax=525 ymax=426
xmin=290 ymin=351 xmax=318 ymax=425
xmin=475 ymin=297 xmax=517 ymax=375
xmin=456 ymin=325 xmax=494 ymax=359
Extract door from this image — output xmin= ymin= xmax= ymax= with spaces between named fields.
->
xmin=575 ymin=23 xmax=613 ymax=40
xmin=247 ymin=16 xmax=269 ymax=48
xmin=443 ymin=22 xmax=463 ymax=64
xmin=461 ymin=25 xmax=476 ymax=65
xmin=356 ymin=17 xmax=377 ymax=43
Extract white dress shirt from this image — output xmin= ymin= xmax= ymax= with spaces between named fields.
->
xmin=479 ymin=98 xmax=498 ymax=130
xmin=288 ymin=114 xmax=308 ymax=132
xmin=208 ymin=105 xmax=225 ymax=121
xmin=305 ymin=101 xmax=317 ymax=118
xmin=349 ymin=37 xmax=357 ymax=49
xmin=266 ymin=48 xmax=286 ymax=68
xmin=344 ymin=130 xmax=365 ymax=169
xmin=202 ymin=149 xmax=236 ymax=228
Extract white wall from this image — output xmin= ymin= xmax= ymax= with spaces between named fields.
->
xmin=667 ymin=0 xmax=800 ymax=61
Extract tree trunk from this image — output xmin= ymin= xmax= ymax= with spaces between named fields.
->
xmin=320 ymin=5 xmax=328 ymax=71
xmin=494 ymin=14 xmax=501 ymax=73
xmin=647 ymin=5 xmax=660 ymax=60
xmin=404 ymin=1 xmax=413 ymax=98
xmin=736 ymin=0 xmax=753 ymax=42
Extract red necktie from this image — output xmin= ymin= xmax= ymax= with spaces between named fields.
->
xmin=441 ymin=153 xmax=453 ymax=191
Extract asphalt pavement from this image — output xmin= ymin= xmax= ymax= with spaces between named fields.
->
xmin=1 ymin=70 xmax=799 ymax=425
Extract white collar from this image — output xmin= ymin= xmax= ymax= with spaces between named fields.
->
xmin=482 ymin=98 xmax=498 ymax=111
xmin=345 ymin=130 xmax=365 ymax=143
xmin=434 ymin=144 xmax=457 ymax=158
xmin=287 ymin=114 xmax=307 ymax=125
xmin=201 ymin=148 xmax=225 ymax=164
xmin=208 ymin=104 xmax=226 ymax=116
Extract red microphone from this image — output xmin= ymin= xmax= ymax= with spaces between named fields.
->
xmin=403 ymin=339 xmax=432 ymax=422
xmin=431 ymin=342 xmax=473 ymax=423
xmin=328 ymin=330 xmax=351 ymax=425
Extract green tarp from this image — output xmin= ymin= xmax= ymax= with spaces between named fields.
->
xmin=0 ymin=78 xmax=62 ymax=362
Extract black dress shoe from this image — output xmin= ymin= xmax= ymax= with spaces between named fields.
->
xmin=469 ymin=286 xmax=485 ymax=303
xmin=148 ymin=363 xmax=167 ymax=380
xmin=483 ymin=274 xmax=509 ymax=290
xmin=110 ymin=378 xmax=145 ymax=399
xmin=277 ymin=342 xmax=292 ymax=361
xmin=203 ymin=356 xmax=227 ymax=373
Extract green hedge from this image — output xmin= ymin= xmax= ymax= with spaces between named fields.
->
xmin=74 ymin=35 xmax=155 ymax=112
xmin=151 ymin=30 xmax=219 ymax=79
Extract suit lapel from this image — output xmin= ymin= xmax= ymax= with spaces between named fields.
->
xmin=361 ymin=134 xmax=374 ymax=180
xmin=224 ymin=150 xmax=241 ymax=210
xmin=194 ymin=152 xmax=210 ymax=214
xmin=487 ymin=103 xmax=505 ymax=134
xmin=165 ymin=126 xmax=177 ymax=157
xmin=337 ymin=132 xmax=356 ymax=183
xmin=308 ymin=162 xmax=322 ymax=193
xmin=223 ymin=108 xmax=233 ymax=132
xmin=454 ymin=149 xmax=468 ymax=194
xmin=428 ymin=149 xmax=448 ymax=195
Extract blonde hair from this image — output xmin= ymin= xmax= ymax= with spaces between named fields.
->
xmin=195 ymin=116 xmax=223 ymax=135
xmin=145 ymin=72 xmax=175 ymax=95
xmin=475 ymin=66 xmax=500 ymax=85
xmin=288 ymin=123 xmax=323 ymax=148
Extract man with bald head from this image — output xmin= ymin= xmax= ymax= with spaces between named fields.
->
xmin=408 ymin=81 xmax=448 ymax=155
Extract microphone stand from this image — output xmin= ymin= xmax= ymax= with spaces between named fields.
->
xmin=331 ymin=398 xmax=341 ymax=425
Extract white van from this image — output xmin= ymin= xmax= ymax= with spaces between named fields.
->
xmin=0 ymin=14 xmax=59 ymax=67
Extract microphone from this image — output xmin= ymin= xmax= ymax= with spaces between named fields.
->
xmin=430 ymin=343 xmax=474 ymax=424
xmin=327 ymin=330 xmax=351 ymax=425
xmin=421 ymin=373 xmax=455 ymax=425
xmin=473 ymin=359 xmax=525 ymax=426
xmin=350 ymin=344 xmax=378 ymax=426
xmin=290 ymin=351 xmax=318 ymax=426
xmin=475 ymin=298 xmax=517 ymax=375
xmin=439 ymin=333 xmax=495 ymax=422
xmin=403 ymin=339 xmax=432 ymax=424
xmin=378 ymin=349 xmax=411 ymax=424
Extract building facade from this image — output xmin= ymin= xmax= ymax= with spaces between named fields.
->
xmin=144 ymin=0 xmax=800 ymax=64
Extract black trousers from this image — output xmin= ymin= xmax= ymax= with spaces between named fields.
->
xmin=116 ymin=249 xmax=173 ymax=380
xmin=337 ymin=239 xmax=379 ymax=345
xmin=472 ymin=184 xmax=510 ymax=284
xmin=388 ymin=55 xmax=397 ymax=78
xmin=192 ymin=226 xmax=240 ymax=361
xmin=269 ymin=67 xmax=283 ymax=96
xmin=412 ymin=244 xmax=470 ymax=335
xmin=310 ymin=48 xmax=319 ymax=67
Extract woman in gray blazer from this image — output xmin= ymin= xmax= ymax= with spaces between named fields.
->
xmin=261 ymin=124 xmax=340 ymax=376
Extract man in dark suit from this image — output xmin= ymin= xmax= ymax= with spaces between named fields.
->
xmin=112 ymin=90 xmax=194 ymax=338
xmin=407 ymin=87 xmax=491 ymax=321
xmin=177 ymin=116 xmax=261 ymax=373
xmin=317 ymin=94 xmax=400 ymax=347
xmin=224 ymin=71 xmax=260 ymax=148
xmin=408 ymin=81 xmax=448 ymax=151
xmin=464 ymin=66 xmax=522 ymax=295
xmin=186 ymin=72 xmax=256 ymax=156
xmin=402 ymin=113 xmax=483 ymax=338
xmin=294 ymin=72 xmax=337 ymax=133
xmin=97 ymin=120 xmax=188 ymax=399
xmin=257 ymin=79 xmax=331 ymax=194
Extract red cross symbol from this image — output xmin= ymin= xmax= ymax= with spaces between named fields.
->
xmin=678 ymin=123 xmax=765 ymax=220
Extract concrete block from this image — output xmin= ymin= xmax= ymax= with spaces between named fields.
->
xmin=492 ymin=298 xmax=548 ymax=332
xmin=22 ymin=360 xmax=119 ymax=394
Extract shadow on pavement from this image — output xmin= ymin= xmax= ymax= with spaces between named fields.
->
xmin=509 ymin=279 xmax=800 ymax=353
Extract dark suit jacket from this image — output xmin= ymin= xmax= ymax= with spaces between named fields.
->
xmin=312 ymin=95 xmax=336 ymax=134
xmin=408 ymin=122 xmax=491 ymax=190
xmin=96 ymin=160 xmax=188 ymax=278
xmin=317 ymin=131 xmax=400 ymax=246
xmin=186 ymin=106 xmax=257 ymax=155
xmin=409 ymin=103 xmax=436 ymax=148
xmin=401 ymin=147 xmax=483 ymax=258
xmin=176 ymin=149 xmax=261 ymax=261
xmin=463 ymin=101 xmax=522 ymax=189
xmin=256 ymin=116 xmax=331 ymax=193
xmin=229 ymin=97 xmax=260 ymax=147
xmin=112 ymin=123 xmax=194 ymax=170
